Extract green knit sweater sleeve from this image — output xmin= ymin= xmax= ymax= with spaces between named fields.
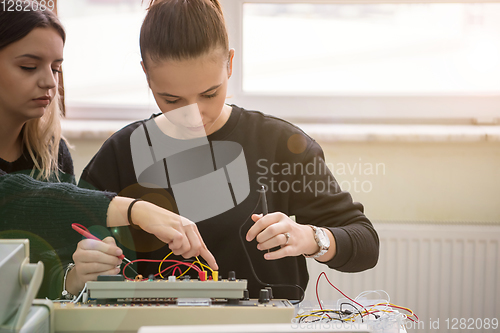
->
xmin=0 ymin=172 xmax=117 ymax=299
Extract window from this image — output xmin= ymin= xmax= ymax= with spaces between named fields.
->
xmin=59 ymin=0 xmax=500 ymax=123
xmin=58 ymin=0 xmax=156 ymax=119
xmin=242 ymin=3 xmax=500 ymax=95
xmin=224 ymin=0 xmax=500 ymax=123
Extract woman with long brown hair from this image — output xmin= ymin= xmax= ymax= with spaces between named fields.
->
xmin=0 ymin=2 xmax=216 ymax=299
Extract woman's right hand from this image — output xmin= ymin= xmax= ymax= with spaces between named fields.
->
xmin=106 ymin=196 xmax=218 ymax=271
xmin=131 ymin=199 xmax=218 ymax=270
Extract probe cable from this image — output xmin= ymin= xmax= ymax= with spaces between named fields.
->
xmin=238 ymin=194 xmax=305 ymax=304
xmin=307 ymin=272 xmax=419 ymax=324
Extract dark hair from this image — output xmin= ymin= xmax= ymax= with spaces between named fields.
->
xmin=140 ymin=0 xmax=228 ymax=65
xmin=0 ymin=1 xmax=66 ymax=51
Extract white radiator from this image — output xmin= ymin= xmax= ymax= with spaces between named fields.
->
xmin=304 ymin=222 xmax=500 ymax=332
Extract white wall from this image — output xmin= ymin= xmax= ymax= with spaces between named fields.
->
xmin=69 ymin=137 xmax=500 ymax=223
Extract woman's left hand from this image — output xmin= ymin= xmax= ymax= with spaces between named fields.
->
xmin=246 ymin=212 xmax=320 ymax=260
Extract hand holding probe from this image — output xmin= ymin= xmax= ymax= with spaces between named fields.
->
xmin=258 ymin=186 xmax=278 ymax=252
xmin=71 ymin=223 xmax=139 ymax=275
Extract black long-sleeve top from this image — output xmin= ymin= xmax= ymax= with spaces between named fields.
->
xmin=79 ymin=105 xmax=379 ymax=300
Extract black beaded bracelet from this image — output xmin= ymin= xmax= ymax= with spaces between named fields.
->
xmin=127 ymin=198 xmax=143 ymax=229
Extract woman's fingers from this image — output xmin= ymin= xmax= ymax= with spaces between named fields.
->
xmin=257 ymin=232 xmax=289 ymax=251
xmin=246 ymin=212 xmax=314 ymax=260
xmin=262 ymin=245 xmax=293 ymax=260
xmin=246 ymin=212 xmax=289 ymax=243
xmin=246 ymin=213 xmax=278 ymax=241
xmin=77 ymin=237 xmax=122 ymax=257
xmin=169 ymin=223 xmax=218 ymax=271
xmin=181 ymin=225 xmax=202 ymax=259
xmin=168 ymin=231 xmax=190 ymax=256
xmin=182 ymin=224 xmax=218 ymax=270
xmin=198 ymin=243 xmax=218 ymax=271
xmin=72 ymin=238 xmax=123 ymax=285
xmin=128 ymin=201 xmax=218 ymax=268
xmin=74 ymin=239 xmax=122 ymax=265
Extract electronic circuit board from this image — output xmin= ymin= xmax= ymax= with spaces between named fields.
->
xmin=53 ymin=278 xmax=295 ymax=332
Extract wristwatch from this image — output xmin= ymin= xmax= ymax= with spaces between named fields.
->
xmin=303 ymin=225 xmax=330 ymax=259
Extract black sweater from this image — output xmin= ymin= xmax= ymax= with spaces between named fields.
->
xmin=79 ymin=105 xmax=379 ymax=300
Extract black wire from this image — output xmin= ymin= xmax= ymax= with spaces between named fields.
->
xmin=340 ymin=302 xmax=364 ymax=323
xmin=238 ymin=195 xmax=305 ymax=304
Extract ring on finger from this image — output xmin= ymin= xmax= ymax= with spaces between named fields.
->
xmin=283 ymin=232 xmax=290 ymax=245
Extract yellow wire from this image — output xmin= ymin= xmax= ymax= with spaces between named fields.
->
xmin=294 ymin=309 xmax=342 ymax=320
xmin=158 ymin=252 xmax=214 ymax=279
xmin=158 ymin=251 xmax=173 ymax=279
xmin=177 ymin=264 xmax=198 ymax=279
xmin=198 ymin=263 xmax=214 ymax=273
xmin=159 ymin=251 xmax=192 ymax=279
xmin=194 ymin=257 xmax=214 ymax=273
xmin=295 ymin=314 xmax=325 ymax=320
xmin=175 ymin=257 xmax=214 ymax=279
xmin=373 ymin=302 xmax=416 ymax=318
xmin=194 ymin=257 xmax=205 ymax=272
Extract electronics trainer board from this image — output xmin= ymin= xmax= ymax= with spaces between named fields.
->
xmin=53 ymin=277 xmax=295 ymax=333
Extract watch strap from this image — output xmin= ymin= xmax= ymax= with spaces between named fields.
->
xmin=303 ymin=225 xmax=329 ymax=259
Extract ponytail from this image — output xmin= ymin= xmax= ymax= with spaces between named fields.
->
xmin=140 ymin=0 xmax=229 ymax=65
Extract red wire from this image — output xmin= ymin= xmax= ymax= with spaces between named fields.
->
xmin=363 ymin=310 xmax=380 ymax=317
xmin=315 ymin=272 xmax=419 ymax=324
xmin=315 ymin=272 xmax=331 ymax=320
xmin=386 ymin=304 xmax=419 ymax=322
xmin=172 ymin=266 xmax=182 ymax=276
xmin=316 ymin=272 xmax=369 ymax=314
xmin=122 ymin=259 xmax=202 ymax=281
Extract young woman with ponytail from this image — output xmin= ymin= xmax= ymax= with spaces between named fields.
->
xmin=80 ymin=0 xmax=379 ymax=300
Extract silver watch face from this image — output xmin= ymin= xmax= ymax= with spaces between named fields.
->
xmin=316 ymin=227 xmax=330 ymax=249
